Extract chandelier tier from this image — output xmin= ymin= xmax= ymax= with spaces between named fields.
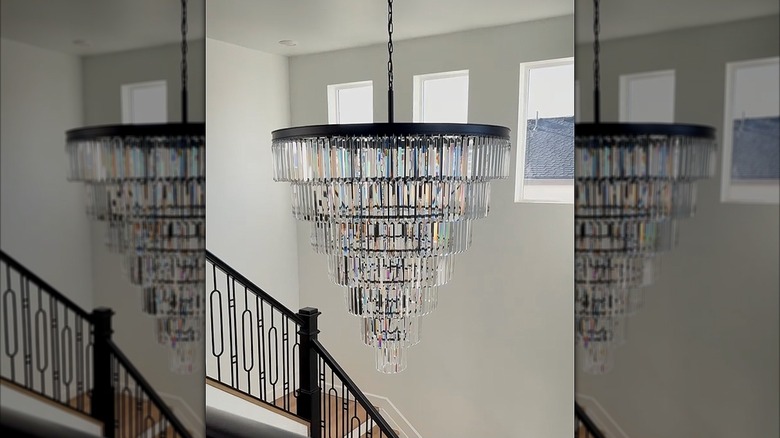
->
xmin=65 ymin=0 xmax=204 ymax=374
xmin=272 ymin=0 xmax=511 ymax=373
xmin=575 ymin=0 xmax=716 ymax=375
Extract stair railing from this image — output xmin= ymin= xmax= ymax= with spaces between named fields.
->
xmin=0 ymin=250 xmax=192 ymax=438
xmin=575 ymin=402 xmax=606 ymax=438
xmin=206 ymin=250 xmax=399 ymax=438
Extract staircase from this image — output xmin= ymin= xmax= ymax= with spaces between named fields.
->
xmin=576 ymin=402 xmax=606 ymax=438
xmin=205 ymin=250 xmax=400 ymax=438
xmin=0 ymin=251 xmax=192 ymax=438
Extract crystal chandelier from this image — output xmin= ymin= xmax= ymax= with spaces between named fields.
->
xmin=65 ymin=0 xmax=204 ymax=374
xmin=574 ymin=0 xmax=717 ymax=374
xmin=272 ymin=0 xmax=511 ymax=373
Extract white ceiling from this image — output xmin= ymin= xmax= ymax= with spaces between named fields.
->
xmin=0 ymin=0 xmax=205 ymax=56
xmin=0 ymin=1 xmax=776 ymax=57
xmin=206 ymin=0 xmax=574 ymax=56
xmin=576 ymin=0 xmax=779 ymax=43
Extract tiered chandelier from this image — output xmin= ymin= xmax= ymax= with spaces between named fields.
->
xmin=574 ymin=0 xmax=717 ymax=374
xmin=65 ymin=0 xmax=204 ymax=373
xmin=272 ymin=0 xmax=511 ymax=373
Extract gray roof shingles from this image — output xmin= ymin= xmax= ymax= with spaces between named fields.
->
xmin=524 ymin=116 xmax=574 ymax=179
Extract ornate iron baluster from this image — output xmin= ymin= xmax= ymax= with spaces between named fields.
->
xmin=209 ymin=263 xmax=224 ymax=380
xmin=21 ymin=275 xmax=32 ymax=389
xmin=227 ymin=274 xmax=238 ymax=387
xmin=241 ymin=285 xmax=254 ymax=393
xmin=3 ymin=262 xmax=19 ymax=381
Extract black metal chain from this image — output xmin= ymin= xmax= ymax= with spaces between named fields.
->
xmin=387 ymin=0 xmax=394 ymax=123
xmin=387 ymin=0 xmax=394 ymax=92
xmin=181 ymin=0 xmax=189 ymax=123
xmin=593 ymin=0 xmax=601 ymax=123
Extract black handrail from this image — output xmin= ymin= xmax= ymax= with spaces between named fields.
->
xmin=0 ymin=250 xmax=91 ymax=319
xmin=106 ymin=339 xmax=192 ymax=438
xmin=312 ymin=340 xmax=398 ymax=438
xmin=575 ymin=402 xmax=606 ymax=438
xmin=206 ymin=250 xmax=302 ymax=324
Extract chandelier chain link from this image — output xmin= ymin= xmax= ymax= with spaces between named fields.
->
xmin=593 ymin=0 xmax=600 ymax=122
xmin=387 ymin=0 xmax=394 ymax=92
xmin=181 ymin=0 xmax=188 ymax=122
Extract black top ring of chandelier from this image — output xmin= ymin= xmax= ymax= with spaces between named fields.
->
xmin=272 ymin=123 xmax=510 ymax=141
xmin=67 ymin=123 xmax=205 ymax=142
xmin=575 ymin=122 xmax=715 ymax=138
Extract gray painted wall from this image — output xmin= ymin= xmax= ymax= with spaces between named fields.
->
xmin=81 ymin=40 xmax=206 ymax=437
xmin=0 ymin=38 xmax=93 ymax=309
xmin=288 ymin=16 xmax=574 ymax=437
xmin=575 ymin=16 xmax=780 ymax=438
xmin=82 ymin=40 xmax=205 ymax=124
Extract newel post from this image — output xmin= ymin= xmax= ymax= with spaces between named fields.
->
xmin=91 ymin=307 xmax=115 ymax=438
xmin=297 ymin=307 xmax=321 ymax=438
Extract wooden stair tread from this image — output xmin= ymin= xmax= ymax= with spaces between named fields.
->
xmin=0 ymin=378 xmax=100 ymax=427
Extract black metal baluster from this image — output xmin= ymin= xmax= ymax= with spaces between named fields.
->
xmin=75 ymin=315 xmax=85 ymax=411
xmin=62 ymin=309 xmax=73 ymax=402
xmin=348 ymin=391 xmax=361 ymax=437
xmin=293 ymin=326 xmax=300 ymax=404
xmin=143 ymin=394 xmax=155 ymax=437
xmin=3 ymin=262 xmax=19 ymax=381
xmin=241 ymin=285 xmax=254 ymax=393
xmin=111 ymin=353 xmax=119 ymax=438
xmin=86 ymin=323 xmax=94 ymax=408
xmin=282 ymin=313 xmax=290 ymax=409
xmin=269 ymin=307 xmax=279 ymax=403
xmin=329 ymin=368 xmax=339 ymax=437
xmin=257 ymin=294 xmax=266 ymax=402
xmin=209 ymin=263 xmax=223 ymax=380
xmin=50 ymin=296 xmax=61 ymax=403
xmin=121 ymin=371 xmax=132 ymax=438
xmin=319 ymin=355 xmax=327 ymax=437
xmin=227 ymin=274 xmax=238 ymax=387
xmin=34 ymin=286 xmax=48 ymax=395
xmin=21 ymin=275 xmax=32 ymax=389
xmin=134 ymin=380 xmax=143 ymax=438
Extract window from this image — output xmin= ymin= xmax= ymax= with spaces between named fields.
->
xmin=327 ymin=81 xmax=373 ymax=124
xmin=516 ymin=58 xmax=574 ymax=203
xmin=721 ymin=57 xmax=779 ymax=204
xmin=619 ymin=70 xmax=675 ymax=122
xmin=121 ymin=80 xmax=167 ymax=123
xmin=413 ymin=70 xmax=469 ymax=123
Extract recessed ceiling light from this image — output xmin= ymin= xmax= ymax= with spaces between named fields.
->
xmin=278 ymin=39 xmax=297 ymax=46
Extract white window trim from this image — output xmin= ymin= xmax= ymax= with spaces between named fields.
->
xmin=618 ymin=69 xmax=676 ymax=123
xmin=515 ymin=57 xmax=574 ymax=204
xmin=327 ymin=80 xmax=373 ymax=124
xmin=720 ymin=57 xmax=780 ymax=204
xmin=412 ymin=70 xmax=469 ymax=123
xmin=574 ymin=79 xmax=581 ymax=123
xmin=120 ymin=80 xmax=167 ymax=124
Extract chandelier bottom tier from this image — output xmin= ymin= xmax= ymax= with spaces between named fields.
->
xmin=66 ymin=123 xmax=206 ymax=373
xmin=272 ymin=123 xmax=510 ymax=373
xmin=575 ymin=123 xmax=716 ymax=374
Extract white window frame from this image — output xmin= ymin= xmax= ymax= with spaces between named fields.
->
xmin=412 ymin=70 xmax=469 ymax=123
xmin=120 ymin=80 xmax=167 ymax=124
xmin=619 ymin=70 xmax=676 ymax=123
xmin=721 ymin=57 xmax=780 ymax=204
xmin=515 ymin=57 xmax=574 ymax=204
xmin=327 ymin=80 xmax=373 ymax=124
xmin=574 ymin=79 xmax=581 ymax=123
